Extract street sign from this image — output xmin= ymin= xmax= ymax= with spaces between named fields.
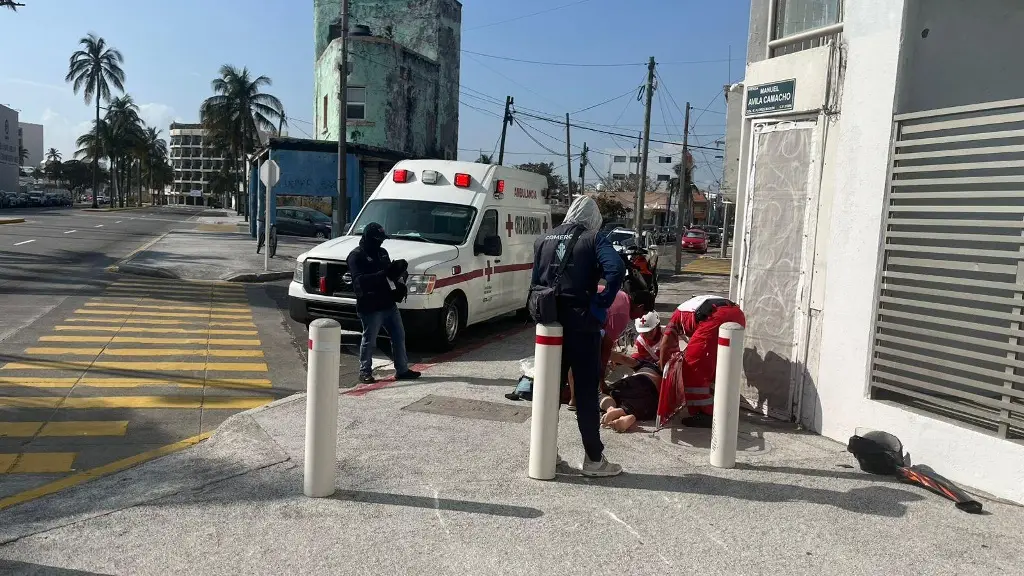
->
xmin=260 ymin=159 xmax=280 ymax=188
xmin=189 ymin=190 xmax=202 ymax=197
xmin=746 ymin=79 xmax=796 ymax=116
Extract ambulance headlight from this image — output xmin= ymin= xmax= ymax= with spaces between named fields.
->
xmin=294 ymin=261 xmax=304 ymax=283
xmin=406 ymin=274 xmax=436 ymax=295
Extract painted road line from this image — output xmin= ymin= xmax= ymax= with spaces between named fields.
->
xmin=2 ymin=361 xmax=268 ymax=372
xmin=39 ymin=335 xmax=262 ymax=346
xmin=0 ymin=377 xmax=78 ymax=387
xmin=61 ymin=396 xmax=273 ymax=409
xmin=0 ymin=397 xmax=63 ymax=408
xmin=94 ymin=224 xmax=103 ymax=228
xmin=0 ymin=421 xmax=129 ymax=438
xmin=0 ymin=453 xmax=77 ymax=474
xmin=73 ymin=309 xmax=252 ymax=320
xmin=64 ymin=318 xmax=256 ymax=327
xmin=0 ymin=433 xmax=210 ymax=510
xmin=13 ymin=239 xmax=35 ymax=246
xmin=112 ymin=279 xmax=244 ymax=289
xmin=23 ymin=346 xmax=264 ymax=356
xmin=84 ymin=302 xmax=250 ymax=313
xmin=54 ymin=325 xmax=258 ymax=335
xmin=64 ymin=230 xmax=77 ymax=234
xmin=115 ymin=220 xmax=123 ymax=223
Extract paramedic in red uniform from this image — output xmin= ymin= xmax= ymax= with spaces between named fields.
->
xmin=659 ymin=295 xmax=746 ymax=428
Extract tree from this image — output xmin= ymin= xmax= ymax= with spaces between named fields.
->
xmin=105 ymin=95 xmax=144 ymax=207
xmin=475 ymin=153 xmax=493 ymax=164
xmin=594 ymin=194 xmax=628 ymax=222
xmin=200 ymin=65 xmax=286 ymax=219
xmin=138 ymin=126 xmax=168 ymax=206
xmin=59 ymin=159 xmax=95 ymax=195
xmin=18 ymin=145 xmax=28 ymax=166
xmin=2 ymin=1 xmax=25 ymax=12
xmin=45 ymin=148 xmax=61 ymax=164
xmin=66 ymin=32 xmax=126 ymax=208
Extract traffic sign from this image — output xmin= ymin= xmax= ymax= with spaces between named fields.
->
xmin=260 ymin=159 xmax=280 ymax=187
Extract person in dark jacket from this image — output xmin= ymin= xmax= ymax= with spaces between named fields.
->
xmin=531 ymin=196 xmax=625 ymax=477
xmin=347 ymin=222 xmax=421 ymax=384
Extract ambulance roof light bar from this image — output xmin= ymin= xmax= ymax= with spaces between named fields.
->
xmin=393 ymin=169 xmax=409 ymax=183
xmin=454 ymin=173 xmax=471 ymax=188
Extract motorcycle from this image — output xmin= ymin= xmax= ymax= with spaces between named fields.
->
xmin=617 ymin=243 xmax=659 ymax=298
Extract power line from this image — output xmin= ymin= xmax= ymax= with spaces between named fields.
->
xmin=572 ymin=84 xmax=644 ymax=115
xmin=461 ymin=49 xmax=644 ymax=68
xmin=464 ymin=0 xmax=595 ymax=31
xmin=514 ymin=118 xmax=567 ymax=157
xmin=515 ymin=110 xmax=722 ymax=151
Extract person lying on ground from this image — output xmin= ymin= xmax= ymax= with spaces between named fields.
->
xmin=597 ymin=353 xmax=662 ymax=433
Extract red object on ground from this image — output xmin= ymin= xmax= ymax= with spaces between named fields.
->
xmin=657 ymin=303 xmax=746 ymax=423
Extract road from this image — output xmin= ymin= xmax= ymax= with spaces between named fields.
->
xmin=0 ymin=205 xmax=306 ymax=507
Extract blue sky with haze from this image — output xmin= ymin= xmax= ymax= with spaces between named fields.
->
xmin=1 ymin=0 xmax=749 ymax=187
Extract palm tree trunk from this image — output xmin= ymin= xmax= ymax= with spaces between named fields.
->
xmin=241 ymin=138 xmax=248 ymax=221
xmin=91 ymin=95 xmax=99 ymax=209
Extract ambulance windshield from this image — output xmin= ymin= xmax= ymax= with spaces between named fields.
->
xmin=350 ymin=199 xmax=477 ymax=246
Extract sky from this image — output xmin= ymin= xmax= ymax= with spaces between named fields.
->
xmin=0 ymin=0 xmax=750 ymax=188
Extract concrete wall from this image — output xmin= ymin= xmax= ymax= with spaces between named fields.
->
xmin=721 ymin=83 xmax=744 ymax=203
xmin=896 ymin=0 xmax=1024 ymax=113
xmin=316 ymin=38 xmax=442 ymax=158
xmin=313 ymin=0 xmax=460 ymax=158
xmin=0 ymin=105 xmax=18 ymax=192
xmin=18 ymin=122 xmax=43 ymax=169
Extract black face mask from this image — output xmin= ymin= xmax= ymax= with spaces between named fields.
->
xmin=361 ymin=222 xmax=387 ymax=250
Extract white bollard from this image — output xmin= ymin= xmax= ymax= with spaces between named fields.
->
xmin=528 ymin=323 xmax=563 ymax=480
xmin=304 ymin=318 xmax=341 ymax=497
xmin=710 ymin=322 xmax=745 ymax=469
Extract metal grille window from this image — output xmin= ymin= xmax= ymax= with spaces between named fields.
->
xmin=871 ymin=97 xmax=1024 ymax=440
xmin=769 ymin=0 xmax=843 ymax=57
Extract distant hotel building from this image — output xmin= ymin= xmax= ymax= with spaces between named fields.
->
xmin=168 ymin=122 xmax=269 ymax=206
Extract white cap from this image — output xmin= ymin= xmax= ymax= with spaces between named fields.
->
xmin=635 ymin=311 xmax=660 ymax=333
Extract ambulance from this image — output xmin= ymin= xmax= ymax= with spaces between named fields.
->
xmin=288 ymin=160 xmax=552 ymax=349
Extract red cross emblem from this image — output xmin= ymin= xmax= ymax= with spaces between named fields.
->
xmin=640 ymin=317 xmax=648 ymax=326
xmin=505 ymin=214 xmax=515 ymax=238
xmin=485 ymin=260 xmax=493 ymax=281
xmin=542 ymin=217 xmax=548 ymax=233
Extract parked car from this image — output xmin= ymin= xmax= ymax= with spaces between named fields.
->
xmin=605 ymin=228 xmax=639 ymax=250
xmin=26 ymin=191 xmax=45 ymax=207
xmin=681 ymin=228 xmax=708 ymax=254
xmin=705 ymin=226 xmax=722 ymax=247
xmin=276 ymin=206 xmax=333 ymax=239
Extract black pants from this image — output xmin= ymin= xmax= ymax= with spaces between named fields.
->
xmin=560 ymin=329 xmax=603 ymax=462
xmin=608 ymin=374 xmax=659 ymax=421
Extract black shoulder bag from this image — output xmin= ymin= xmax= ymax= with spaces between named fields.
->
xmin=527 ymin=227 xmax=585 ymax=324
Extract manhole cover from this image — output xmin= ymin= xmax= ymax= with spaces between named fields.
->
xmin=402 ymin=395 xmax=530 ymax=424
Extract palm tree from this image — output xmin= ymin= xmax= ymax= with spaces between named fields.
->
xmin=104 ymin=95 xmax=144 ymax=207
xmin=476 ymin=153 xmax=493 ymax=164
xmin=138 ymin=126 xmax=167 ymax=206
xmin=2 ymin=1 xmax=24 ymax=12
xmin=45 ymin=148 xmax=61 ymax=164
xmin=200 ymin=65 xmax=286 ymax=219
xmin=66 ymin=33 xmax=126 ymax=208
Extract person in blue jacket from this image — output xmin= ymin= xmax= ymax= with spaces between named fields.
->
xmin=531 ymin=196 xmax=624 ymax=477
xmin=347 ymin=222 xmax=421 ymax=384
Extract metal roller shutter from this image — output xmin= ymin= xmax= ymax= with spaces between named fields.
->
xmin=362 ymin=162 xmax=384 ymax=203
xmin=871 ymin=97 xmax=1024 ymax=440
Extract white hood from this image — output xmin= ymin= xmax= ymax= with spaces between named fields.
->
xmin=299 ymin=236 xmax=459 ymax=273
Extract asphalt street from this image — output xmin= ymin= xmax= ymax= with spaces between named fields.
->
xmin=0 ymin=205 xmax=307 ymax=507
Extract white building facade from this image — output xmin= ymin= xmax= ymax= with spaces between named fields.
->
xmin=731 ymin=0 xmax=1024 ymax=504
xmin=18 ymin=122 xmax=43 ymax=169
xmin=168 ymin=123 xmax=224 ymax=206
xmin=603 ymin=144 xmax=683 ymax=191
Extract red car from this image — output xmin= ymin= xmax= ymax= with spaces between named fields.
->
xmin=681 ymin=229 xmax=708 ymax=254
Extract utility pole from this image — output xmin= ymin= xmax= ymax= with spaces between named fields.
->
xmin=635 ymin=56 xmax=655 ymax=236
xmin=564 ymin=113 xmax=572 ymax=205
xmin=674 ymin=102 xmax=691 ymax=274
xmin=579 ymin=142 xmax=588 ymax=193
xmin=334 ymin=0 xmax=349 ymax=238
xmin=497 ymin=96 xmax=513 ymax=165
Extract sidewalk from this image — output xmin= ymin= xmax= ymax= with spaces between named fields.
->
xmin=113 ymin=217 xmax=316 ymax=282
xmin=0 ymin=316 xmax=1020 ymax=575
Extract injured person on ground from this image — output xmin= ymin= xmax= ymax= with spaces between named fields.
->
xmin=598 ymin=352 xmax=662 ymax=432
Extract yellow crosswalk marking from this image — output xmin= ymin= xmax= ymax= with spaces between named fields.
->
xmin=683 ymin=258 xmax=732 ymax=275
xmin=0 ymin=397 xmax=63 ymax=408
xmin=39 ymin=335 xmax=262 ymax=345
xmin=74 ymin=309 xmax=251 ymax=320
xmin=0 ymin=453 xmax=77 ymax=474
xmin=0 ymin=376 xmax=272 ymax=389
xmin=39 ymin=421 xmax=129 ymax=436
xmin=1 ymin=361 xmax=268 ymax=372
xmin=112 ymin=280 xmax=243 ymax=289
xmin=0 ymin=422 xmax=42 ymax=437
xmin=25 ymin=347 xmax=266 ymax=358
xmin=84 ymin=302 xmax=250 ymax=313
xmin=55 ymin=325 xmax=257 ymax=335
xmin=95 ymin=292 xmax=248 ymax=301
xmin=0 ymin=396 xmax=272 ymax=410
xmin=64 ymin=318 xmax=255 ymax=327
xmin=0 ymin=377 xmax=78 ymax=387
xmin=104 ymin=288 xmax=245 ymax=297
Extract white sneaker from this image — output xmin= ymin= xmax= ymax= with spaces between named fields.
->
xmin=582 ymin=455 xmax=623 ymax=477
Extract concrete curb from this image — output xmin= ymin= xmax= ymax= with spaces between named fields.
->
xmin=114 ymin=263 xmax=180 ymax=279
xmin=223 ymin=271 xmax=294 ymax=283
xmin=0 ymin=218 xmax=25 ymax=225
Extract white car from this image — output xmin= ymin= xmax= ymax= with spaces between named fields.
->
xmin=289 ymin=160 xmax=551 ymax=350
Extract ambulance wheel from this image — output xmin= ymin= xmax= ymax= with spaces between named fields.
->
xmin=433 ymin=294 xmax=464 ymax=351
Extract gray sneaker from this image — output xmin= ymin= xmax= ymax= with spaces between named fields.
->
xmin=582 ymin=455 xmax=622 ymax=477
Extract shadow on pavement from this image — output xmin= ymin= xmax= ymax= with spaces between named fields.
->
xmin=0 ymin=560 xmax=112 ymax=576
xmin=331 ymin=489 xmax=543 ymax=519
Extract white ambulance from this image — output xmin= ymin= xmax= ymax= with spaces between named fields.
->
xmin=288 ymin=160 xmax=552 ymax=349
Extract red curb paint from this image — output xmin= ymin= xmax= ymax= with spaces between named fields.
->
xmin=534 ymin=335 xmax=563 ymax=346
xmin=343 ymin=323 xmax=533 ymax=397
xmin=308 ymin=339 xmax=313 ymax=350
xmin=718 ymin=337 xmax=730 ymax=347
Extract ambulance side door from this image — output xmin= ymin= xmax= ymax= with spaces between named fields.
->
xmin=472 ymin=208 xmax=502 ymax=319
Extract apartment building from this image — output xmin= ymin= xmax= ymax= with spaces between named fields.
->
xmin=168 ymin=123 xmax=268 ymax=206
xmin=603 ymin=144 xmax=683 ymax=191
